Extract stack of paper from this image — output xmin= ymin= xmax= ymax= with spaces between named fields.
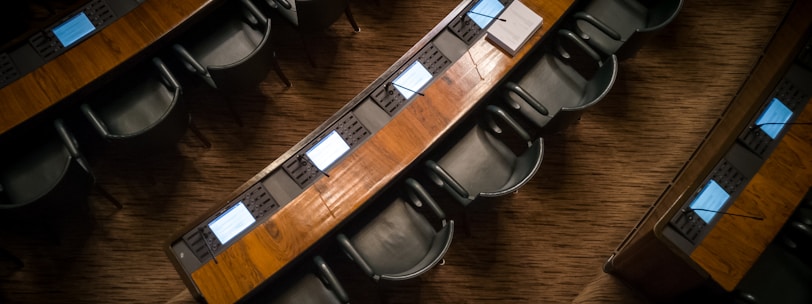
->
xmin=486 ymin=0 xmax=543 ymax=56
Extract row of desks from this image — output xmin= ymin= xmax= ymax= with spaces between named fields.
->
xmin=163 ymin=0 xmax=576 ymax=303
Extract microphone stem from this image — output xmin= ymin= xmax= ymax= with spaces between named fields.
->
xmin=689 ymin=208 xmax=764 ymax=221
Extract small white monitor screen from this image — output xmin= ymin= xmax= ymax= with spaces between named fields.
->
xmin=53 ymin=12 xmax=96 ymax=47
xmin=689 ymin=180 xmax=731 ymax=223
xmin=208 ymin=202 xmax=255 ymax=244
xmin=755 ymin=97 xmax=792 ymax=139
xmin=467 ymin=0 xmax=506 ymax=28
xmin=306 ymin=130 xmax=351 ymax=171
xmin=392 ymin=61 xmax=432 ymax=99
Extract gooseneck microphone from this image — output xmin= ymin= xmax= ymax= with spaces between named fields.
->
xmin=467 ymin=10 xmax=507 ymax=22
xmin=199 ymin=227 xmax=219 ymax=264
xmin=753 ymin=121 xmax=812 ymax=128
xmin=388 ymin=82 xmax=425 ymax=97
xmin=684 ymin=208 xmax=764 ymax=221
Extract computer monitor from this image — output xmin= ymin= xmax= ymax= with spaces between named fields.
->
xmin=208 ymin=202 xmax=256 ymax=244
xmin=689 ymin=180 xmax=731 ymax=223
xmin=392 ymin=61 xmax=432 ymax=99
xmin=52 ymin=12 xmax=96 ymax=47
xmin=755 ymin=97 xmax=793 ymax=139
xmin=306 ymin=130 xmax=351 ymax=171
xmin=467 ymin=0 xmax=506 ymax=29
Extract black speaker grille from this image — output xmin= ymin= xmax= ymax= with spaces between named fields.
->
xmin=417 ymin=42 xmax=451 ymax=75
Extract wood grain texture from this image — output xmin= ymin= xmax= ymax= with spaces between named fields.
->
xmin=0 ymin=0 xmax=214 ymax=134
xmin=691 ymin=101 xmax=812 ymax=291
xmin=0 ymin=0 xmax=792 ymax=303
xmin=187 ymin=1 xmax=573 ymax=302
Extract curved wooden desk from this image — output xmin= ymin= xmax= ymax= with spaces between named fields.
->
xmin=165 ymin=0 xmax=575 ymax=303
xmin=0 ymin=0 xmax=217 ymax=135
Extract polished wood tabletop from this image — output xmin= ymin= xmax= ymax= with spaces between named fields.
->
xmin=0 ymin=0 xmax=216 ymax=135
xmin=183 ymin=0 xmax=575 ymax=302
xmin=690 ymin=100 xmax=812 ymax=291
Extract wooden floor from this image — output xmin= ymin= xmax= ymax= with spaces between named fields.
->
xmin=0 ymin=0 xmax=794 ymax=303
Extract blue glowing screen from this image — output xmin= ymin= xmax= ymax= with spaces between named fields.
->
xmin=53 ymin=12 xmax=96 ymax=47
xmin=755 ymin=98 xmax=793 ymax=139
xmin=689 ymin=180 xmax=731 ymax=223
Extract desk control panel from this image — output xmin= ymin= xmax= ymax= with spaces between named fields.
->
xmin=663 ymin=62 xmax=812 ymax=254
xmin=173 ymin=183 xmax=281 ymax=271
xmin=0 ymin=0 xmax=140 ymax=89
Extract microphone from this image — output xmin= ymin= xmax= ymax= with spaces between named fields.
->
xmin=467 ymin=10 xmax=507 ymax=22
xmin=753 ymin=121 xmax=812 ymax=128
xmin=198 ymin=227 xmax=219 ymax=264
xmin=388 ymin=82 xmax=425 ymax=97
xmin=683 ymin=208 xmax=764 ymax=221
xmin=300 ymin=154 xmax=330 ymax=178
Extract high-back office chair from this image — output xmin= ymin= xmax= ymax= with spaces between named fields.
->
xmin=502 ymin=29 xmax=617 ymax=133
xmin=572 ymin=0 xmax=683 ymax=60
xmin=247 ymin=255 xmax=349 ymax=304
xmin=733 ymin=219 xmax=812 ymax=304
xmin=266 ymin=0 xmax=359 ymax=32
xmin=173 ymin=0 xmax=291 ymax=92
xmin=0 ymin=120 xmax=121 ymax=228
xmin=336 ymin=178 xmax=454 ymax=282
xmin=263 ymin=0 xmax=360 ymax=66
xmin=80 ymin=58 xmax=210 ymax=154
xmin=424 ymin=105 xmax=543 ymax=207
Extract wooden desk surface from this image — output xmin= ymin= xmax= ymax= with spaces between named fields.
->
xmin=0 ymin=0 xmax=216 ymax=135
xmin=690 ymin=100 xmax=812 ymax=291
xmin=186 ymin=0 xmax=574 ymax=302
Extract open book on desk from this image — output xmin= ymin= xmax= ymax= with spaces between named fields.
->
xmin=486 ymin=0 xmax=543 ymax=56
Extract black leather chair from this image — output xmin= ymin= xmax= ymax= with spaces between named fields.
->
xmin=0 ymin=120 xmax=121 ymax=227
xmin=266 ymin=0 xmax=359 ymax=32
xmin=173 ymin=0 xmax=291 ymax=92
xmin=247 ymin=255 xmax=349 ymax=304
xmin=572 ymin=0 xmax=683 ymax=60
xmin=80 ymin=58 xmax=210 ymax=154
xmin=502 ymin=29 xmax=618 ymax=132
xmin=337 ymin=178 xmax=453 ymax=282
xmin=425 ymin=105 xmax=543 ymax=207
xmin=734 ymin=220 xmax=812 ymax=304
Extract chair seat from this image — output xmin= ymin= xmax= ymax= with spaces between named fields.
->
xmin=437 ymin=126 xmax=522 ymax=199
xmin=509 ymin=54 xmax=587 ymax=128
xmin=350 ymin=199 xmax=436 ymax=276
xmin=270 ymin=273 xmax=343 ymax=304
xmin=95 ymin=77 xmax=175 ymax=137
xmin=189 ymin=18 xmax=264 ymax=69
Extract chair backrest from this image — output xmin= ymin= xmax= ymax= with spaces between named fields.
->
xmin=567 ymin=54 xmax=619 ymax=112
xmin=254 ymin=255 xmax=348 ymax=304
xmin=0 ymin=120 xmax=93 ymax=222
xmin=207 ymin=17 xmax=276 ymax=92
xmin=81 ymin=58 xmax=189 ymax=154
xmin=641 ymin=0 xmax=684 ymax=32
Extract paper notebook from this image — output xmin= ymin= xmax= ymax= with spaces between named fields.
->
xmin=486 ymin=0 xmax=543 ymax=56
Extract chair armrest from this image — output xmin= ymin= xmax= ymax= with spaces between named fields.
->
xmin=152 ymin=57 xmax=180 ymax=91
xmin=425 ymin=160 xmax=469 ymax=199
xmin=172 ymin=44 xmax=207 ymax=75
xmin=336 ymin=234 xmax=377 ymax=280
xmin=503 ymin=82 xmax=549 ymax=116
xmin=53 ymin=119 xmax=81 ymax=158
xmin=313 ymin=255 xmax=349 ymax=303
xmin=54 ymin=119 xmax=94 ymax=175
xmin=80 ymin=104 xmax=112 ymax=138
xmin=404 ymin=178 xmax=447 ymax=223
xmin=240 ymin=0 xmax=268 ymax=27
xmin=485 ymin=105 xmax=531 ymax=144
xmin=558 ymin=29 xmax=601 ymax=62
xmin=573 ymin=12 xmax=621 ymax=40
